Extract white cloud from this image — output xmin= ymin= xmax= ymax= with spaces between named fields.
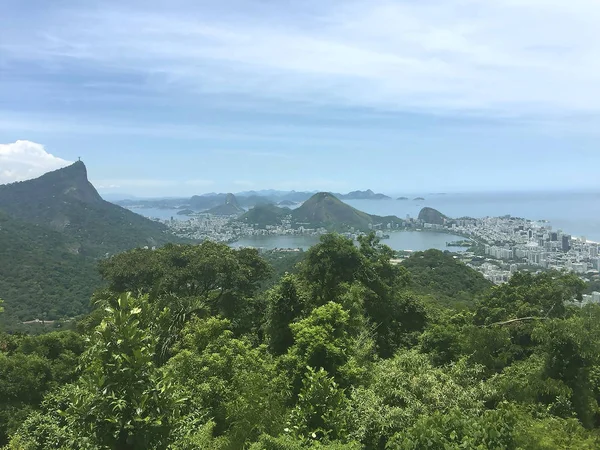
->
xmin=0 ymin=140 xmax=72 ymax=184
xmin=3 ymin=0 xmax=600 ymax=117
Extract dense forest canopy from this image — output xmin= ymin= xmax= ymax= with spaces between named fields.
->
xmin=1 ymin=233 xmax=600 ymax=449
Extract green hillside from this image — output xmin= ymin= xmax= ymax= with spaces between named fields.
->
xmin=291 ymin=192 xmax=375 ymax=230
xmin=401 ymin=249 xmax=492 ymax=307
xmin=0 ymin=163 xmax=185 ymax=322
xmin=0 ymin=212 xmax=100 ymax=322
xmin=237 ymin=203 xmax=290 ymax=228
xmin=0 ymin=162 xmax=174 ymax=255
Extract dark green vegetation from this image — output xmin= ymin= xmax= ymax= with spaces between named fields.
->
xmin=0 ymin=163 xmax=183 ymax=324
xmin=0 ymin=162 xmax=173 ymax=255
xmin=0 ymin=212 xmax=100 ymax=322
xmin=238 ymin=203 xmax=292 ymax=228
xmin=401 ymin=249 xmax=492 ymax=308
xmin=2 ymin=233 xmax=600 ymax=449
xmin=417 ymin=207 xmax=447 ymax=225
xmin=176 ymin=209 xmax=194 ymax=216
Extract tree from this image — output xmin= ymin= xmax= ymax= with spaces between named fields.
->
xmin=265 ymin=274 xmax=306 ymax=355
xmin=66 ymin=292 xmax=181 ymax=449
xmin=301 ymin=234 xmax=363 ymax=303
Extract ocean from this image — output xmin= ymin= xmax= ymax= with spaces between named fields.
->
xmin=128 ymin=190 xmax=600 ymax=242
xmin=345 ymin=190 xmax=600 ymax=242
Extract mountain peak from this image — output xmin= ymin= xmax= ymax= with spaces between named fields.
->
xmin=418 ymin=207 xmax=449 ymax=225
xmin=292 ymin=192 xmax=374 ymax=230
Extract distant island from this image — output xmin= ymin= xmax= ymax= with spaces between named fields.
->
xmin=413 ymin=197 xmax=425 ymax=201
xmin=176 ymin=209 xmax=194 ymax=216
xmin=397 ymin=197 xmax=409 ymax=200
xmin=336 ymin=189 xmax=392 ymax=200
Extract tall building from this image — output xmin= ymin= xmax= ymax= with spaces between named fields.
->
xmin=550 ymin=232 xmax=558 ymax=241
xmin=590 ymin=246 xmax=599 ymax=258
xmin=562 ymin=235 xmax=571 ymax=252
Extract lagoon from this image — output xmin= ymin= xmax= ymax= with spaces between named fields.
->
xmin=230 ymin=231 xmax=467 ymax=252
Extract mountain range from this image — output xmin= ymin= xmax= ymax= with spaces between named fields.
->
xmin=238 ymin=192 xmax=404 ymax=231
xmin=115 ymin=189 xmax=393 ymax=210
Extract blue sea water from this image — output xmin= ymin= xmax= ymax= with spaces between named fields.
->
xmin=345 ymin=191 xmax=600 ymax=242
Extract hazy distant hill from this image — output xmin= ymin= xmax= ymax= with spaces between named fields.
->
xmin=237 ymin=195 xmax=274 ymax=208
xmin=0 ymin=162 xmax=174 ymax=255
xmin=205 ymin=193 xmax=244 ymax=216
xmin=189 ymin=193 xmax=228 ymax=210
xmin=238 ymin=203 xmax=291 ymax=228
xmin=337 ymin=189 xmax=392 ymax=200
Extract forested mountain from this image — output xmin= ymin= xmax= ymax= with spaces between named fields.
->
xmin=0 ymin=211 xmax=100 ymax=321
xmin=238 ymin=203 xmax=291 ymax=227
xmin=1 ymin=233 xmax=599 ymax=448
xmin=0 ymin=162 xmax=174 ymax=255
xmin=291 ymin=192 xmax=403 ymax=230
xmin=0 ymin=163 xmax=182 ymax=323
xmin=291 ymin=192 xmax=375 ymax=229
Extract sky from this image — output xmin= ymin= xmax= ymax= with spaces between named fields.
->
xmin=1 ymin=0 xmax=600 ymax=197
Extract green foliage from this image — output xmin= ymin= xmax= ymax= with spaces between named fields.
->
xmin=474 ymin=270 xmax=585 ymax=325
xmin=347 ymin=350 xmax=487 ymax=449
xmin=0 ymin=211 xmax=101 ymax=322
xmin=4 ymin=232 xmax=600 ymax=449
xmin=286 ymin=367 xmax=349 ymax=443
xmin=265 ymin=275 xmax=306 ymax=355
xmin=166 ymin=317 xmax=288 ymax=449
xmin=0 ymin=331 xmax=84 ymax=446
xmin=66 ymin=293 xmax=182 ymax=449
xmin=401 ymin=249 xmax=492 ymax=306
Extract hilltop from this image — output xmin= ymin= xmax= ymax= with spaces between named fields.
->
xmin=237 ymin=203 xmax=291 ymax=228
xmin=292 ymin=192 xmax=375 ymax=230
xmin=205 ymin=193 xmax=244 ymax=216
xmin=418 ymin=207 xmax=449 ymax=225
xmin=0 ymin=162 xmax=174 ymax=255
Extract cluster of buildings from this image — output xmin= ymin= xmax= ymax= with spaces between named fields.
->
xmin=437 ymin=216 xmax=600 ymax=289
xmin=165 ymin=213 xmax=328 ymax=242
